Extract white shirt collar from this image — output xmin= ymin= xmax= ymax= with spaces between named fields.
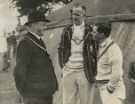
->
xmin=99 ymin=36 xmax=112 ymax=48
xmin=73 ymin=21 xmax=85 ymax=29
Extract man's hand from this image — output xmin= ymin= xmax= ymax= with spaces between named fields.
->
xmin=106 ymin=84 xmax=115 ymax=94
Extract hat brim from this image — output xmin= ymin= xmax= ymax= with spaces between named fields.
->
xmin=24 ymin=19 xmax=50 ymax=26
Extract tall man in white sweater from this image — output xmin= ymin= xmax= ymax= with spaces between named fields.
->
xmin=91 ymin=23 xmax=126 ymax=104
xmin=58 ymin=3 xmax=97 ymax=104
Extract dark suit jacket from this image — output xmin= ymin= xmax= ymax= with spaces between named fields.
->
xmin=14 ymin=32 xmax=58 ymax=97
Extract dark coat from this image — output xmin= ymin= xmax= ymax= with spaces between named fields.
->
xmin=128 ymin=61 xmax=135 ymax=80
xmin=14 ymin=32 xmax=58 ymax=97
xmin=58 ymin=24 xmax=98 ymax=83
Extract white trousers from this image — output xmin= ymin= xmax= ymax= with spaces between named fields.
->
xmin=63 ymin=67 xmax=92 ymax=104
xmin=93 ymin=81 xmax=125 ymax=104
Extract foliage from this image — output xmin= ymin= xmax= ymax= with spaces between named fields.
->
xmin=11 ymin=0 xmax=72 ymax=16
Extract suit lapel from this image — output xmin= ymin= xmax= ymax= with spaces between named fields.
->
xmin=26 ymin=32 xmax=47 ymax=51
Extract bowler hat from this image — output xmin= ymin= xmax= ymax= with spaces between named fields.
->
xmin=25 ymin=10 xmax=50 ymax=25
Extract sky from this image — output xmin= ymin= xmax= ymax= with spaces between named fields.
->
xmin=0 ymin=0 xmax=20 ymax=34
xmin=0 ymin=0 xmax=66 ymax=35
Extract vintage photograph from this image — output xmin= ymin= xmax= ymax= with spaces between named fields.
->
xmin=0 ymin=0 xmax=135 ymax=104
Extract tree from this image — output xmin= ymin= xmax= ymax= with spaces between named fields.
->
xmin=12 ymin=0 xmax=52 ymax=16
xmin=12 ymin=0 xmax=72 ymax=16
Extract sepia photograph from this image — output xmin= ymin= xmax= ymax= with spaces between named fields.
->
xmin=0 ymin=0 xmax=135 ymax=104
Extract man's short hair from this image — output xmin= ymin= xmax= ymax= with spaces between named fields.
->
xmin=95 ymin=23 xmax=112 ymax=37
xmin=70 ymin=3 xmax=86 ymax=16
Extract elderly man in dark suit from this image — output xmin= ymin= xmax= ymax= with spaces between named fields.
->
xmin=14 ymin=11 xmax=58 ymax=104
